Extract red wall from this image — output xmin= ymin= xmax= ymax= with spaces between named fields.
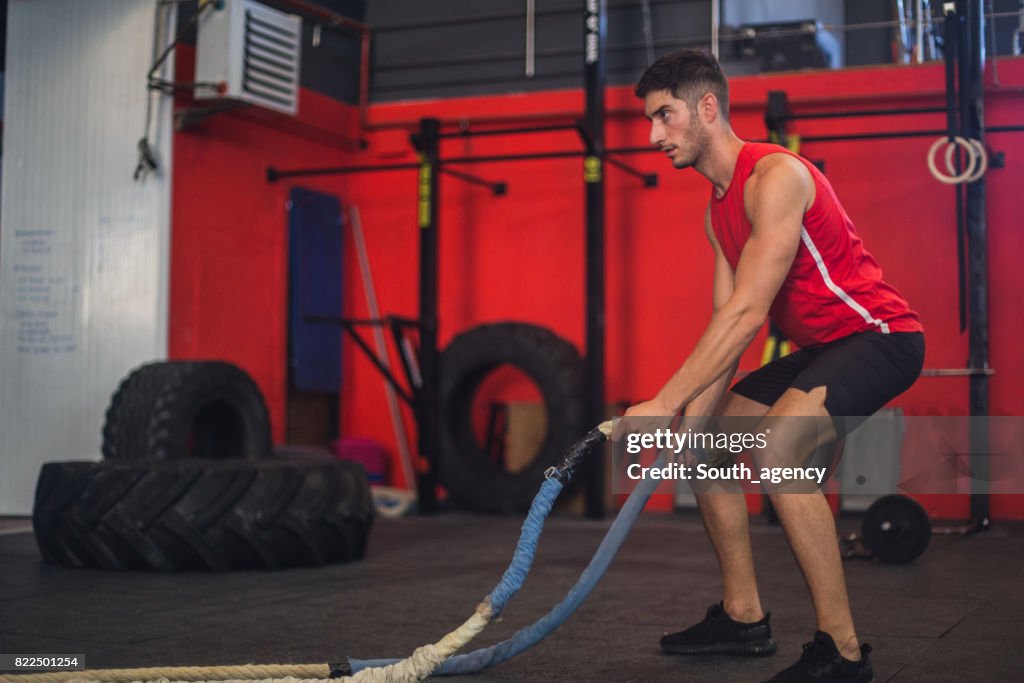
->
xmin=170 ymin=52 xmax=1024 ymax=519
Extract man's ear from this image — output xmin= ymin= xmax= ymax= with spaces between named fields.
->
xmin=701 ymin=93 xmax=718 ymax=123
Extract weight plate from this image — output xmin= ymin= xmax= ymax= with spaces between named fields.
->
xmin=861 ymin=495 xmax=931 ymax=564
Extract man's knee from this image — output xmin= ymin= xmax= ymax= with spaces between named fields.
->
xmin=762 ymin=386 xmax=837 ymax=453
xmin=769 ymin=385 xmax=829 ymax=417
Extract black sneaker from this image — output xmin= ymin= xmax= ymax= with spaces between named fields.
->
xmin=660 ymin=602 xmax=777 ymax=656
xmin=764 ymin=631 xmax=874 ymax=682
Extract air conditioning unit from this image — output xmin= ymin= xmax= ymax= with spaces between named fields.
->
xmin=195 ymin=0 xmax=302 ymax=115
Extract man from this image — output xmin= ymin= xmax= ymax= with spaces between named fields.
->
xmin=627 ymin=50 xmax=925 ymax=683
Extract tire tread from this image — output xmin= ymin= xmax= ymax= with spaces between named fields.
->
xmin=32 ymin=458 xmax=374 ymax=571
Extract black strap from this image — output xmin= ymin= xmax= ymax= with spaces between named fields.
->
xmin=328 ymin=660 xmax=353 ymax=678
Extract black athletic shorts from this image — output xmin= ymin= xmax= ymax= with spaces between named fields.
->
xmin=730 ymin=330 xmax=925 ymax=437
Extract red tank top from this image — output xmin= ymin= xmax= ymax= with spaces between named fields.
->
xmin=709 ymin=142 xmax=923 ymax=348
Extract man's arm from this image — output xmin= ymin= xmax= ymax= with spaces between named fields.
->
xmin=682 ymin=207 xmax=737 ymax=421
xmin=627 ymin=155 xmax=812 ymax=417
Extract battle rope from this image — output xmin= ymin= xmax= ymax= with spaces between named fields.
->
xmin=357 ymin=443 xmax=666 ymax=676
xmin=3 ymin=608 xmax=490 ymax=683
xmin=1 ymin=420 xmax=663 ymax=683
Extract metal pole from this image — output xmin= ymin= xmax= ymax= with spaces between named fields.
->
xmin=711 ymin=0 xmax=720 ymax=58
xmin=781 ymin=106 xmax=947 ymax=120
xmin=641 ymin=0 xmax=655 ymax=65
xmin=944 ymin=4 xmax=968 ymax=332
xmin=961 ymin=0 xmax=990 ymax=526
xmin=526 ymin=0 xmax=536 ymax=77
xmin=897 ymin=0 xmax=911 ymax=63
xmin=349 ymin=207 xmax=417 ymax=489
xmin=916 ymin=0 xmax=925 ymax=62
xmin=416 ymin=118 xmax=441 ymax=515
xmin=583 ymin=0 xmax=607 ymax=519
xmin=438 ymin=123 xmax=580 ymax=138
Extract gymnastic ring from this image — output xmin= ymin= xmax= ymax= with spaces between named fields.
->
xmin=927 ymin=136 xmax=977 ymax=184
xmin=944 ymin=137 xmax=988 ymax=183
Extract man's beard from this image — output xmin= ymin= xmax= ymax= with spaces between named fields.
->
xmin=672 ymin=119 xmax=710 ymax=169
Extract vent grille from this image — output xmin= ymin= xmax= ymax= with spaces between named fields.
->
xmin=242 ymin=2 xmax=301 ymax=114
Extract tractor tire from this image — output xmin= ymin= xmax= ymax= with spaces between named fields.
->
xmin=102 ymin=361 xmax=271 ymax=462
xmin=439 ymin=322 xmax=586 ymax=514
xmin=32 ymin=453 xmax=373 ymax=571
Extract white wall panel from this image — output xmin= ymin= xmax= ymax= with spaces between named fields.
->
xmin=0 ymin=0 xmax=175 ymax=514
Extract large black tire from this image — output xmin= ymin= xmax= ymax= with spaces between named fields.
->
xmin=32 ymin=454 xmax=374 ymax=571
xmin=439 ymin=322 xmax=585 ymax=514
xmin=102 ymin=361 xmax=271 ymax=462
xmin=102 ymin=361 xmax=195 ymax=460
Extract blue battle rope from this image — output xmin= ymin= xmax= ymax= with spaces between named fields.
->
xmin=348 ymin=427 xmax=666 ymax=677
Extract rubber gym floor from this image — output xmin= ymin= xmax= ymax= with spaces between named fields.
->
xmin=1 ymin=511 xmax=1022 ymax=683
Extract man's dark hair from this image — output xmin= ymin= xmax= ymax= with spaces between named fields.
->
xmin=634 ymin=49 xmax=730 ymax=121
